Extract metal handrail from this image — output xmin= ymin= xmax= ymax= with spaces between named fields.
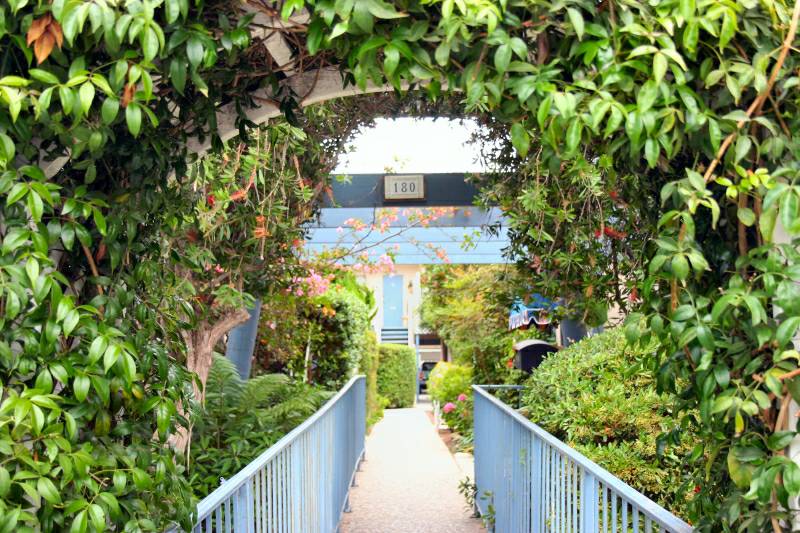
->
xmin=188 ymin=375 xmax=366 ymax=532
xmin=473 ymin=385 xmax=692 ymax=533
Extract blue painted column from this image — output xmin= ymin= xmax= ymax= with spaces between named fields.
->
xmin=225 ymin=299 xmax=262 ymax=380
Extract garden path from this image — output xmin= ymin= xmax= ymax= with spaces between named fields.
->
xmin=339 ymin=398 xmax=485 ymax=533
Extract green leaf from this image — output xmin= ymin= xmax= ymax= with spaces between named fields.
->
xmin=727 ymin=450 xmax=753 ymax=488
xmin=101 ymin=97 xmax=119 ymax=125
xmin=74 ymin=375 xmax=90 ymax=402
xmin=0 ymin=133 xmax=15 ymax=161
xmin=0 ymin=467 xmax=10 ymax=497
xmin=6 ymin=182 xmax=27 ymax=205
xmin=38 ymin=477 xmax=61 ymax=504
xmin=672 ymin=254 xmax=689 ymax=280
xmin=93 ymin=208 xmax=107 ymax=236
xmin=737 ymin=207 xmax=755 ymax=226
xmin=637 ymin=80 xmax=659 ymax=113
xmin=79 ymin=82 xmax=95 ymax=115
xmin=645 ymin=138 xmax=659 ymax=167
xmin=777 ymin=317 xmax=800 ymax=347
xmin=88 ymin=503 xmax=105 ymax=531
xmin=494 ymin=44 xmax=512 ymax=73
xmin=71 ymin=510 xmax=88 ymax=533
xmin=785 ymin=463 xmax=800 ymax=495
xmin=536 ymin=96 xmax=552 ymax=129
xmin=510 ymin=123 xmax=530 ymax=158
xmin=679 ymin=0 xmax=695 ymax=19
xmin=780 ymin=190 xmax=799 ymax=234
xmin=126 ymin=104 xmax=142 ymax=137
xmin=566 ymin=8 xmax=585 ymax=40
xmin=165 ymin=0 xmax=181 ymax=23
xmin=113 ymin=471 xmax=127 ymax=493
xmin=142 ymin=26 xmax=159 ymax=61
xmin=104 ymin=344 xmax=120 ymax=373
xmin=653 ymin=53 xmax=667 ymax=84
xmin=734 ymin=135 xmax=752 ymax=164
xmin=767 ymin=431 xmax=794 ymax=451
xmin=383 ymin=45 xmax=400 ymax=76
xmin=565 ymin=119 xmax=582 ymax=154
xmin=364 ymin=0 xmax=407 ymax=19
xmin=29 ymin=69 xmax=60 ymax=84
xmin=720 ymin=11 xmax=736 ymax=49
xmin=169 ymin=58 xmax=187 ymax=95
xmin=712 ymin=396 xmax=733 ymax=414
xmin=63 ymin=309 xmax=80 ymax=337
xmin=186 ymin=37 xmax=204 ymax=68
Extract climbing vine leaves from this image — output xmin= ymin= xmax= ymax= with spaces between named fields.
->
xmin=1 ymin=0 xmax=800 ymax=530
xmin=292 ymin=0 xmax=800 ymax=528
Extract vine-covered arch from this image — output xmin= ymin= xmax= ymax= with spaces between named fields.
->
xmin=2 ymin=0 xmax=800 ymax=530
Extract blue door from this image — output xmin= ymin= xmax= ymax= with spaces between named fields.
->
xmin=382 ymin=275 xmax=404 ymax=328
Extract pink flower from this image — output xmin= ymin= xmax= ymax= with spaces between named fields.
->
xmin=443 ymin=402 xmax=456 ymax=414
xmin=268 ymin=322 xmax=276 ymax=330
xmin=457 ymin=393 xmax=467 ymax=402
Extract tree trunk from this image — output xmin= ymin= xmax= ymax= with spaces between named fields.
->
xmin=170 ymin=308 xmax=251 ymax=454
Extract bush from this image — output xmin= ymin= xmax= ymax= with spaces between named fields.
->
xmin=189 ymin=356 xmax=332 ymax=497
xmin=428 ymin=362 xmax=474 ymax=437
xmin=308 ymin=284 xmax=370 ymax=388
xmin=359 ymin=330 xmax=385 ymax=428
xmin=521 ymin=329 xmax=692 ymax=517
xmin=428 ymin=361 xmax=473 ymax=404
xmin=376 ymin=344 xmax=416 ymax=408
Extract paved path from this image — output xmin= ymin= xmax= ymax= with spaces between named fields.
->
xmin=339 ymin=400 xmax=485 ymax=533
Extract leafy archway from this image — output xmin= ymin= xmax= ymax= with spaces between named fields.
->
xmin=2 ymin=0 xmax=800 ymax=530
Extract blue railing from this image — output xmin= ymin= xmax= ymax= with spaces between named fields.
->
xmin=189 ymin=375 xmax=366 ymax=532
xmin=473 ymin=385 xmax=692 ymax=533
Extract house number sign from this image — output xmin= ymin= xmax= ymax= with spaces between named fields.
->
xmin=384 ymin=174 xmax=425 ymax=201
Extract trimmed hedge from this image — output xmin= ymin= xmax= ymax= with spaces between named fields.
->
xmin=376 ymin=344 xmax=417 ymax=408
xmin=521 ymin=328 xmax=692 ymax=517
xmin=359 ymin=330 xmax=385 ymax=428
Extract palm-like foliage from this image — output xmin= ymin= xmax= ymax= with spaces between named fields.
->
xmin=189 ymin=356 xmax=333 ymax=497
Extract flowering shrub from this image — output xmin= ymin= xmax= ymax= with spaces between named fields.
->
xmin=429 ymin=362 xmax=474 ymax=437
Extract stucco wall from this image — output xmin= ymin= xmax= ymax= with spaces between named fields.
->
xmin=359 ymin=265 xmax=423 ymax=348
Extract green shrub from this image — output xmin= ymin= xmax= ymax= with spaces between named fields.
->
xmin=521 ymin=329 xmax=692 ymax=517
xmin=189 ymin=356 xmax=332 ymax=497
xmin=376 ymin=344 xmax=416 ymax=408
xmin=308 ymin=285 xmax=370 ymax=387
xmin=428 ymin=361 xmax=473 ymax=404
xmin=359 ymin=330 xmax=384 ymax=428
xmin=428 ymin=362 xmax=474 ymax=439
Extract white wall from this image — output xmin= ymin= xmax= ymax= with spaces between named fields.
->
xmin=359 ymin=264 xmax=424 ymax=348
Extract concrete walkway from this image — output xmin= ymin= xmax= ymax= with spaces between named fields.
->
xmin=339 ymin=400 xmax=485 ymax=533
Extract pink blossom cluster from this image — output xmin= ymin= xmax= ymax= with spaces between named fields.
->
xmin=291 ymin=269 xmax=334 ymax=297
xmin=347 ymin=253 xmax=396 ymax=275
xmin=342 ymin=217 xmax=367 ymax=231
xmin=443 ymin=393 xmax=469 ymax=414
xmin=375 ymin=209 xmax=400 ymax=233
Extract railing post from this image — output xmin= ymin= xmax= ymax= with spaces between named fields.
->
xmin=531 ymin=436 xmax=542 ymax=532
xmin=581 ymin=471 xmax=598 ymax=531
